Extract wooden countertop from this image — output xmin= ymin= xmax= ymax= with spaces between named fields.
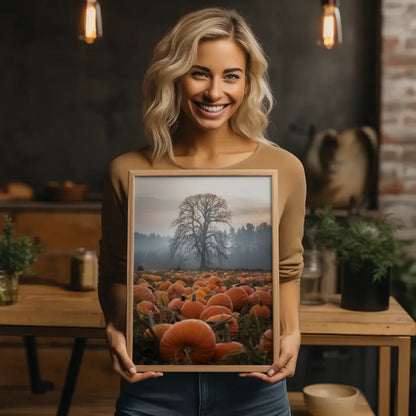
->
xmin=300 ymin=295 xmax=416 ymax=336
xmin=0 ymin=285 xmax=415 ymax=338
xmin=0 ymin=284 xmax=105 ymax=337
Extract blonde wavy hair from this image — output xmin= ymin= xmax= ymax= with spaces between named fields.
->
xmin=142 ymin=8 xmax=275 ymax=163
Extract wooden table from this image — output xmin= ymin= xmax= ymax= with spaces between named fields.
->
xmin=300 ymin=295 xmax=416 ymax=416
xmin=0 ymin=284 xmax=105 ymax=416
xmin=0 ymin=285 xmax=415 ymax=416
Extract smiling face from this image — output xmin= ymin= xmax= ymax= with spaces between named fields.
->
xmin=179 ymin=38 xmax=248 ymax=133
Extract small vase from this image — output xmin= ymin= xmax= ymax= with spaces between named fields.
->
xmin=301 ymin=248 xmax=326 ymax=305
xmin=0 ymin=270 xmax=19 ymax=306
xmin=340 ymin=263 xmax=390 ymax=311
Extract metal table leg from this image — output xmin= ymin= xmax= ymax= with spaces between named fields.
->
xmin=57 ymin=337 xmax=87 ymax=416
xmin=23 ymin=336 xmax=55 ymax=394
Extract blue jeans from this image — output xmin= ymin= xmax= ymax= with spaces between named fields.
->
xmin=115 ymin=372 xmax=291 ymax=416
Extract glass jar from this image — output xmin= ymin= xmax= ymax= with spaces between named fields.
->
xmin=0 ymin=270 xmax=19 ymax=306
xmin=300 ymin=248 xmax=326 ymax=305
xmin=70 ymin=248 xmax=98 ymax=291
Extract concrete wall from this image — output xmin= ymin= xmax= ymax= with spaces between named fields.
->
xmin=0 ymin=0 xmax=378 ymax=196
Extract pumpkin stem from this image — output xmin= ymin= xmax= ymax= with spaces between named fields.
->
xmin=224 ymin=323 xmax=231 ymax=343
xmin=204 ymin=291 xmax=217 ymax=299
xmin=148 ymin=310 xmax=156 ymax=327
xmin=192 ymin=293 xmax=196 ymax=301
xmin=256 ymin=295 xmax=263 ymax=307
xmin=207 ymin=313 xmax=233 ymax=330
xmin=182 ymin=345 xmax=193 ymax=364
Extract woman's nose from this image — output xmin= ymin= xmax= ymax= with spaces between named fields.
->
xmin=204 ymin=78 xmax=223 ymax=102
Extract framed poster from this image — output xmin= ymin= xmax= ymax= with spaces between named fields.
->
xmin=127 ymin=169 xmax=279 ymax=372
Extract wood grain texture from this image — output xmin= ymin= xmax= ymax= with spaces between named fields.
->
xmin=0 ymin=387 xmax=118 ymax=416
xmin=2 ymin=286 xmax=415 ymax=337
xmin=300 ymin=295 xmax=416 ymax=336
xmin=0 ymin=285 xmax=104 ymax=330
xmin=0 ymin=388 xmax=375 ymax=416
xmin=289 ymin=392 xmax=375 ymax=416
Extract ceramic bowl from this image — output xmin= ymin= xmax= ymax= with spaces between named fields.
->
xmin=303 ymin=383 xmax=359 ymax=416
xmin=46 ymin=181 xmax=88 ymax=202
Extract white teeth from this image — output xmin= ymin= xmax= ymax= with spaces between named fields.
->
xmin=199 ymin=103 xmax=226 ymax=113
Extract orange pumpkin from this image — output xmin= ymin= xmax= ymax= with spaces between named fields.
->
xmin=184 ymin=287 xmax=192 ymax=295
xmin=193 ymin=289 xmax=208 ymax=300
xmin=180 ymin=296 xmax=205 ymax=319
xmin=167 ymin=282 xmax=186 ymax=300
xmin=168 ymin=295 xmax=186 ymax=310
xmin=240 ymin=284 xmax=254 ymax=296
xmin=154 ymin=290 xmax=169 ymax=306
xmin=159 ymin=319 xmax=216 ymax=364
xmin=199 ymin=305 xmax=232 ymax=321
xmin=144 ymin=323 xmax=172 ymax=340
xmin=212 ymin=323 xmax=245 ymax=363
xmin=206 ymin=293 xmax=233 ymax=310
xmin=208 ymin=275 xmax=222 ymax=285
xmin=206 ymin=313 xmax=239 ymax=338
xmin=249 ymin=302 xmax=270 ymax=318
xmin=258 ymin=328 xmax=273 ymax=353
xmin=136 ymin=300 xmax=159 ymax=317
xmin=151 ymin=274 xmax=162 ymax=282
xmin=159 ymin=281 xmax=171 ymax=291
xmin=248 ymin=290 xmax=272 ymax=308
xmin=133 ymin=285 xmax=154 ymax=303
xmin=225 ymin=286 xmax=249 ymax=311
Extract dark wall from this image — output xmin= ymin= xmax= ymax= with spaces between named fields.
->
xmin=0 ymin=0 xmax=379 ymax=197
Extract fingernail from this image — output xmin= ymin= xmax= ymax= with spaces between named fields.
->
xmin=267 ymin=369 xmax=275 ymax=376
xmin=128 ymin=366 xmax=137 ymax=375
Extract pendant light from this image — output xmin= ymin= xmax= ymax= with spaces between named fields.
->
xmin=79 ymin=0 xmax=103 ymax=44
xmin=318 ymin=0 xmax=342 ymax=49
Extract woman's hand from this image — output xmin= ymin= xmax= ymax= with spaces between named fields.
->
xmin=239 ymin=330 xmax=301 ymax=383
xmin=106 ymin=322 xmax=163 ymax=383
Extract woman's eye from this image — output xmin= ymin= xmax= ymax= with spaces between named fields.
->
xmin=225 ymin=73 xmax=240 ymax=80
xmin=191 ymin=71 xmax=208 ymax=78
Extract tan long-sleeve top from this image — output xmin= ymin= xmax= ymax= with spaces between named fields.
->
xmin=99 ymin=142 xmax=306 ymax=285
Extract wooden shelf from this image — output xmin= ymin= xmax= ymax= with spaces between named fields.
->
xmin=289 ymin=391 xmax=375 ymax=416
xmin=0 ymin=200 xmax=101 ymax=213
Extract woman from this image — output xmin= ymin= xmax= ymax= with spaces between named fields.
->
xmin=99 ymin=8 xmax=305 ymax=416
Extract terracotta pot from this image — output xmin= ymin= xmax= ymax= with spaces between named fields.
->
xmin=340 ymin=262 xmax=390 ymax=311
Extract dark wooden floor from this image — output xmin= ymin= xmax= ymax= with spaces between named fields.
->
xmin=0 ymin=387 xmax=375 ymax=416
xmin=0 ymin=387 xmax=118 ymax=416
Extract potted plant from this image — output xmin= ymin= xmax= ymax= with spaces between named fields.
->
xmin=309 ymin=207 xmax=403 ymax=311
xmin=0 ymin=215 xmax=43 ymax=305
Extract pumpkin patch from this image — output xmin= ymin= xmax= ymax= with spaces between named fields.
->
xmin=132 ymin=268 xmax=274 ymax=366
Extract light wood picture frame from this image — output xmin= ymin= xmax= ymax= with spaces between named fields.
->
xmin=127 ymin=169 xmax=279 ymax=372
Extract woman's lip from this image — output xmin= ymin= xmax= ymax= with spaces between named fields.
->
xmin=194 ymin=102 xmax=230 ymax=107
xmin=193 ymin=101 xmax=231 ymax=118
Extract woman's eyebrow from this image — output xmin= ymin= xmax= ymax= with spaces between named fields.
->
xmin=224 ymin=68 xmax=244 ymax=74
xmin=191 ymin=65 xmax=244 ymax=74
xmin=191 ymin=65 xmax=210 ymax=72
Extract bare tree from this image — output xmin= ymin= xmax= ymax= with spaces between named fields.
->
xmin=170 ymin=193 xmax=232 ymax=269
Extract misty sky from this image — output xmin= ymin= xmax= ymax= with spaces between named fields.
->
xmin=134 ymin=175 xmax=272 ymax=235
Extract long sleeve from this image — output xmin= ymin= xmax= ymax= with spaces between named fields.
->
xmin=278 ymin=155 xmax=306 ymax=283
xmin=98 ymin=160 xmax=129 ymax=285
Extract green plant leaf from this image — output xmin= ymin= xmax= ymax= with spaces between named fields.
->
xmin=0 ymin=215 xmax=44 ymax=274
